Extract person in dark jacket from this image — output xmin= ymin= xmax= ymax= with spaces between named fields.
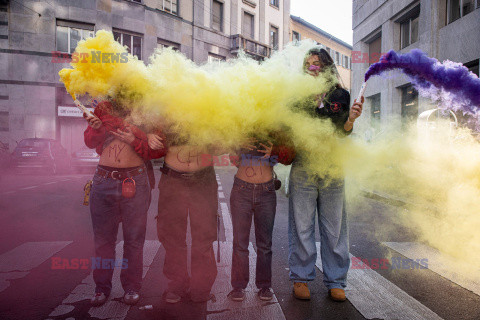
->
xmin=288 ymin=48 xmax=363 ymax=302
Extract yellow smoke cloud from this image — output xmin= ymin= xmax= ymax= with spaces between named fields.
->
xmin=347 ymin=120 xmax=480 ymax=272
xmin=59 ymin=30 xmax=344 ymax=178
xmin=59 ymin=31 xmax=480 ymax=271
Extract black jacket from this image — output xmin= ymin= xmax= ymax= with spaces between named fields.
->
xmin=314 ymin=88 xmax=352 ymax=136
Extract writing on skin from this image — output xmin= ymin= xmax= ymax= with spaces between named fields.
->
xmin=108 ymin=143 xmax=126 ymax=163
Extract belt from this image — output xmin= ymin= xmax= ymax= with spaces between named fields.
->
xmin=160 ymin=164 xmax=212 ymax=180
xmin=234 ymin=176 xmax=275 ymax=190
xmin=95 ymin=165 xmax=146 ymax=180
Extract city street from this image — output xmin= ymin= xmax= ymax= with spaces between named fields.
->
xmin=0 ymin=166 xmax=479 ymax=320
xmin=1 ymin=0 xmax=479 ymax=319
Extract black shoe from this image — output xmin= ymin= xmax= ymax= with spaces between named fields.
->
xmin=227 ymin=288 xmax=245 ymax=302
xmin=164 ymin=291 xmax=182 ymax=304
xmin=123 ymin=290 xmax=140 ymax=305
xmin=258 ymin=287 xmax=273 ymax=301
xmin=90 ymin=292 xmax=108 ymax=306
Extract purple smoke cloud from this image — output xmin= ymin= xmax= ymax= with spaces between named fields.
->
xmin=365 ymin=49 xmax=480 ymax=115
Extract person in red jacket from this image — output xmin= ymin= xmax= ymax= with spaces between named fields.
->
xmin=84 ymin=100 xmax=166 ymax=307
xmin=227 ymin=133 xmax=295 ymax=302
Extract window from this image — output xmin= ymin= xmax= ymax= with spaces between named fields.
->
xmin=368 ymin=33 xmax=382 ymax=65
xmin=400 ymin=13 xmax=419 ymax=49
xmin=159 ymin=0 xmax=178 ymax=15
xmin=292 ymin=31 xmax=301 ymax=42
xmin=242 ymin=12 xmax=254 ymax=39
xmin=401 ymin=85 xmax=418 ymax=125
xmin=113 ymin=30 xmax=143 ymax=60
xmin=368 ymin=94 xmax=381 ymax=131
xmin=208 ymin=53 xmax=226 ymax=63
xmin=335 ymin=51 xmax=340 ymax=65
xmin=462 ymin=0 xmax=475 ymax=14
xmin=157 ymin=38 xmax=180 ymax=51
xmin=343 ymin=55 xmax=349 ymax=69
xmin=0 ymin=111 xmax=8 ymax=132
xmin=270 ymin=0 xmax=279 ymax=8
xmin=447 ymin=0 xmax=475 ymax=24
xmin=326 ymin=47 xmax=331 ymax=56
xmin=56 ymin=21 xmax=94 ymax=54
xmin=270 ymin=25 xmax=279 ymax=50
xmin=465 ymin=59 xmax=479 ymax=77
xmin=212 ymin=0 xmax=223 ymax=32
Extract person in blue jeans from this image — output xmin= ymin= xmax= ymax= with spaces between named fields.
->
xmin=84 ymin=101 xmax=166 ymax=306
xmin=228 ymin=136 xmax=295 ymax=302
xmin=288 ymin=48 xmax=363 ymax=302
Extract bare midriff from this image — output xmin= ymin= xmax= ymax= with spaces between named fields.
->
xmin=98 ymin=138 xmax=144 ymax=168
xmin=164 ymin=145 xmax=211 ymax=172
xmin=236 ymin=158 xmax=273 ymax=184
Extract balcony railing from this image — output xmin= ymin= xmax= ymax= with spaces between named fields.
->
xmin=230 ymin=34 xmax=272 ymax=60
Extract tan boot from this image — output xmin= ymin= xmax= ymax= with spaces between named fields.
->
xmin=293 ymin=282 xmax=310 ymax=300
xmin=329 ymin=288 xmax=346 ymax=302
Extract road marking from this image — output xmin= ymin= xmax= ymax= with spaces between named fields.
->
xmin=0 ymin=241 xmax=72 ymax=293
xmin=51 ymin=240 xmax=160 ymax=319
xmin=1 ymin=191 xmax=15 ymax=195
xmin=43 ymin=182 xmax=57 ymax=185
xmin=218 ymin=186 xmax=223 ymax=191
xmin=211 ymin=197 xmax=286 ymax=320
xmin=219 ymin=202 xmax=233 ymax=242
xmin=384 ymin=242 xmax=480 ymax=296
xmin=19 ymin=186 xmax=37 ymax=190
xmin=218 ymin=192 xmax=225 ymax=199
xmin=315 ymin=242 xmax=443 ymax=320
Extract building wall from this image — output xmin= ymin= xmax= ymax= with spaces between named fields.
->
xmin=290 ymin=17 xmax=352 ymax=92
xmin=352 ymin=0 xmax=480 ymax=133
xmin=0 ymin=0 xmax=290 ymax=152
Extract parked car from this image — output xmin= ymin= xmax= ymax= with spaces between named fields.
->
xmin=12 ymin=138 xmax=70 ymax=174
xmin=71 ymin=146 xmax=99 ymax=173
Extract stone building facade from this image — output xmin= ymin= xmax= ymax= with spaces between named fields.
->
xmin=0 ymin=0 xmax=290 ymax=153
xmin=352 ymin=0 xmax=480 ymax=134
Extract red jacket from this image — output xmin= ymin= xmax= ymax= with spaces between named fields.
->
xmin=84 ymin=101 xmax=166 ymax=161
xmin=271 ymin=145 xmax=296 ymax=165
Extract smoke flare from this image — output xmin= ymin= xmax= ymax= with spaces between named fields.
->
xmin=365 ymin=49 xmax=480 ymax=115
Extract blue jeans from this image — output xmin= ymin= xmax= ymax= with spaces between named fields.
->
xmin=288 ymin=162 xmax=350 ymax=289
xmin=90 ymin=168 xmax=151 ymax=295
xmin=230 ymin=177 xmax=277 ymax=289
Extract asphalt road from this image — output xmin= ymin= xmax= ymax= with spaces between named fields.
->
xmin=0 ymin=166 xmax=478 ymax=320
